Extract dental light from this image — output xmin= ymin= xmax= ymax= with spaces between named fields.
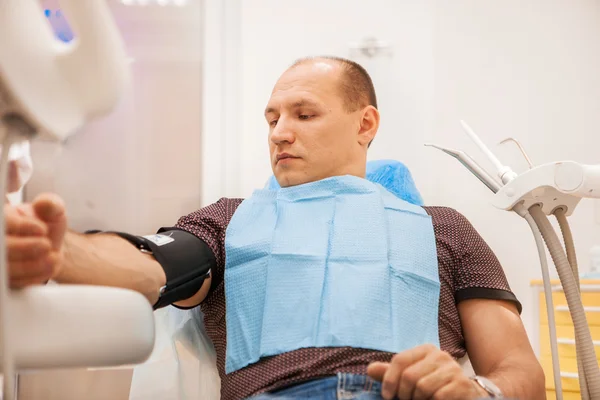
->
xmin=426 ymin=121 xmax=600 ymax=400
xmin=0 ymin=1 xmax=155 ymax=399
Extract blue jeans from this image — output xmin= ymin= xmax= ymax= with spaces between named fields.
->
xmin=247 ymin=373 xmax=386 ymax=399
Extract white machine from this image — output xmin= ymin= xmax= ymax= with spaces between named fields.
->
xmin=0 ymin=1 xmax=155 ymax=399
xmin=427 ymin=121 xmax=600 ymax=400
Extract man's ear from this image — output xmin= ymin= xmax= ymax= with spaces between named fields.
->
xmin=357 ymin=105 xmax=380 ymax=147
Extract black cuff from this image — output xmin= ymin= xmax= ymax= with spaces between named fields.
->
xmin=84 ymin=228 xmax=215 ymax=310
xmin=455 ymin=287 xmax=523 ymax=314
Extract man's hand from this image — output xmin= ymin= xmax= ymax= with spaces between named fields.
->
xmin=367 ymin=344 xmax=487 ymax=400
xmin=6 ymin=193 xmax=67 ymax=288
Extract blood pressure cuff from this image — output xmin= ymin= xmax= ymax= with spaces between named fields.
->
xmin=85 ymin=228 xmax=215 ymax=310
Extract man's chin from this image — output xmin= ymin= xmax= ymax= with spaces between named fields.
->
xmin=274 ymin=172 xmax=313 ymax=188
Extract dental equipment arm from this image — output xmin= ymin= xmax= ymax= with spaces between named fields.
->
xmin=427 ymin=121 xmax=600 ymax=400
xmin=423 ymin=144 xmax=502 ymax=193
xmin=0 ymin=1 xmax=152 ymax=399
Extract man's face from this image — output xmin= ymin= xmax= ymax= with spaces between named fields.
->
xmin=265 ymin=61 xmax=373 ymax=187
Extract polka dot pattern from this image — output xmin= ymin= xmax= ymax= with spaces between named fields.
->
xmin=173 ymin=199 xmax=521 ymax=400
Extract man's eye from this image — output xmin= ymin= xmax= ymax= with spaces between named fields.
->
xmin=299 ymin=115 xmax=313 ymax=120
xmin=270 ymin=120 xmax=278 ymax=127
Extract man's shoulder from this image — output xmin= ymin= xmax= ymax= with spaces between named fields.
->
xmin=199 ymin=197 xmax=245 ymax=218
xmin=421 ymin=206 xmax=480 ymax=243
xmin=177 ymin=197 xmax=244 ymax=227
xmin=422 ymin=206 xmax=469 ymax=226
xmin=212 ymin=197 xmax=245 ymax=208
xmin=201 ymin=197 xmax=245 ymax=212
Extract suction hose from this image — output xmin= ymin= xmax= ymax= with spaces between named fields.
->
xmin=555 ymin=208 xmax=588 ymax=400
xmin=529 ymin=204 xmax=600 ymax=398
xmin=518 ymin=205 xmax=563 ymax=398
xmin=555 ymin=208 xmax=580 ymax=286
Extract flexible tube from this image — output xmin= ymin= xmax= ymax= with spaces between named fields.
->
xmin=0 ymin=123 xmax=18 ymax=400
xmin=555 ymin=209 xmax=580 ymax=288
xmin=555 ymin=208 xmax=588 ymax=400
xmin=529 ymin=205 xmax=600 ymax=398
xmin=520 ymin=207 xmax=563 ymax=398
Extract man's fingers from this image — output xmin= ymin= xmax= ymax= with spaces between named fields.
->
xmin=7 ymin=236 xmax=52 ymax=261
xmin=431 ymin=378 xmax=478 ymax=400
xmin=5 ymin=207 xmax=48 ymax=237
xmin=32 ymin=194 xmax=67 ymax=251
xmin=10 ymin=272 xmax=54 ymax=288
xmin=392 ymin=344 xmax=437 ymax=368
xmin=366 ymin=362 xmax=389 ymax=381
xmin=370 ymin=345 xmax=436 ymax=383
xmin=10 ymin=252 xmax=61 ymax=287
xmin=32 ymin=193 xmax=66 ymax=223
xmin=7 ymin=217 xmax=47 ymax=236
xmin=381 ymin=359 xmax=403 ymax=400
xmin=411 ymin=361 xmax=457 ymax=400
xmin=380 ymin=345 xmax=435 ymax=400
xmin=9 ymin=255 xmax=55 ymax=281
xmin=397 ymin=352 xmax=441 ymax=399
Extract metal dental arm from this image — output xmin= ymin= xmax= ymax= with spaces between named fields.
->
xmin=423 ymin=144 xmax=502 ymax=193
xmin=426 ymin=120 xmax=600 ymax=400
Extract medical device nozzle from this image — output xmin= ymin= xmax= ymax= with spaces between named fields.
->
xmin=424 ymin=143 xmax=502 ymax=193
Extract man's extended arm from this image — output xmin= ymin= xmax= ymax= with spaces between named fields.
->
xmin=58 ymin=232 xmax=213 ymax=307
xmin=57 ymin=232 xmax=166 ymax=304
xmin=7 ymin=193 xmax=212 ymax=307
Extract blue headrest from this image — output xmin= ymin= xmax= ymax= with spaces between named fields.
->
xmin=265 ymin=159 xmax=424 ymax=206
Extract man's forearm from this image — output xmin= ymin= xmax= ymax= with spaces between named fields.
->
xmin=56 ymin=231 xmax=166 ymax=304
xmin=485 ymin=357 xmax=546 ymax=399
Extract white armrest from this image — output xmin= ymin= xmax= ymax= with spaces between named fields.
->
xmin=2 ymin=285 xmax=155 ymax=370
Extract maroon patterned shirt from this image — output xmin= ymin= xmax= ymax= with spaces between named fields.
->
xmin=172 ymin=198 xmax=521 ymax=400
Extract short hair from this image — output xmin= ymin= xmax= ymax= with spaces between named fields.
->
xmin=291 ymin=56 xmax=378 ymax=112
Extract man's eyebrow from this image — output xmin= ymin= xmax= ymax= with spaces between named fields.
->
xmin=291 ymin=99 xmax=319 ymax=108
xmin=264 ymin=100 xmax=320 ymax=116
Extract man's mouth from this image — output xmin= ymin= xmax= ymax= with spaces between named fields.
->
xmin=276 ymin=153 xmax=299 ymax=163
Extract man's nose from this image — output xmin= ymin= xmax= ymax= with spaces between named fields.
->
xmin=270 ymin=119 xmax=296 ymax=145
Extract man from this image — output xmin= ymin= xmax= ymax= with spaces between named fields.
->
xmin=6 ymin=56 xmax=545 ymax=399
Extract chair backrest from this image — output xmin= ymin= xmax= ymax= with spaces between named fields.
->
xmin=265 ymin=159 xmax=424 ymax=206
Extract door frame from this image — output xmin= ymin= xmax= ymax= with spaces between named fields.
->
xmin=201 ymin=0 xmax=242 ymax=205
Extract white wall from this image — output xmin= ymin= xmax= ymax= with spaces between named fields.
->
xmin=431 ymin=0 xmax=600 ymax=340
xmin=207 ymin=0 xmax=600 ymax=342
xmin=236 ymin=0 xmax=435 ymax=198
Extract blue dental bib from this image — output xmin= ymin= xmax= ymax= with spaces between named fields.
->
xmin=224 ymin=175 xmax=439 ymax=373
